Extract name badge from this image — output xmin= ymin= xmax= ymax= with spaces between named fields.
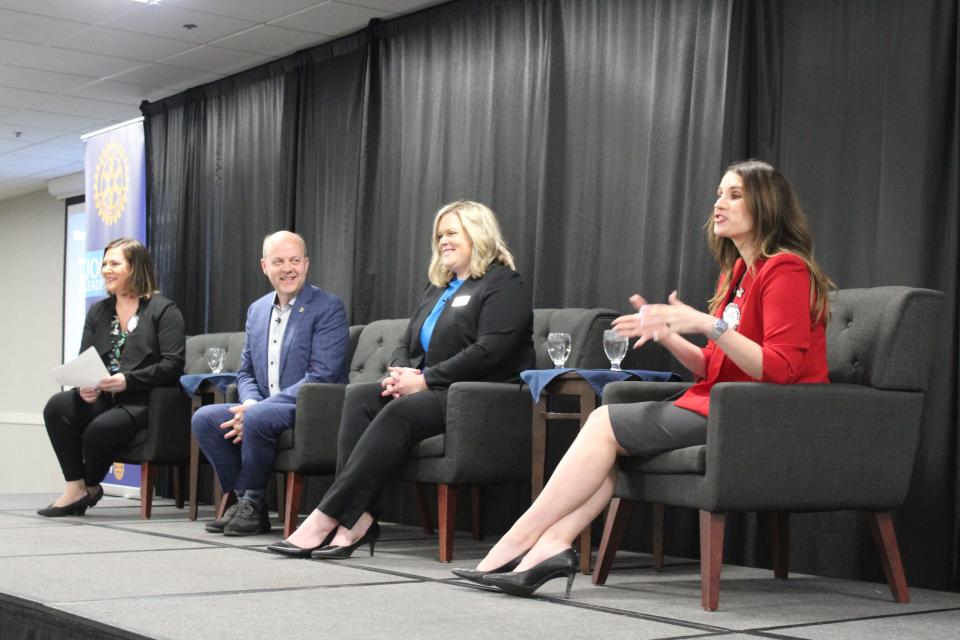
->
xmin=451 ymin=295 xmax=471 ymax=307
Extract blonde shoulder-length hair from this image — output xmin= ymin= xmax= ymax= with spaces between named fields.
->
xmin=427 ymin=201 xmax=516 ymax=287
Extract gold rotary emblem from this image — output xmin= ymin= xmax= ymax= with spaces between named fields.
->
xmin=113 ymin=463 xmax=125 ymax=480
xmin=93 ymin=141 xmax=129 ymax=226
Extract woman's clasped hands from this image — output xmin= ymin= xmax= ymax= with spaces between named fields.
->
xmin=611 ymin=291 xmax=714 ymax=347
xmin=381 ymin=366 xmax=427 ymax=398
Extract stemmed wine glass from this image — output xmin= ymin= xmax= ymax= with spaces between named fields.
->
xmin=206 ymin=347 xmax=225 ymax=374
xmin=603 ymin=329 xmax=628 ymax=371
xmin=546 ymin=332 xmax=572 ymax=369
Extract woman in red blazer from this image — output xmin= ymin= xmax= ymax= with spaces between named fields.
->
xmin=457 ymin=160 xmax=833 ymax=598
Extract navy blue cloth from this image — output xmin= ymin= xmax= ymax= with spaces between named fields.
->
xmin=179 ymin=373 xmax=238 ymax=397
xmin=419 ymin=278 xmax=465 ymax=354
xmin=520 ymin=368 xmax=680 ymax=402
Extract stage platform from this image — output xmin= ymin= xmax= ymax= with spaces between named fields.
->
xmin=1 ymin=493 xmax=958 ymax=640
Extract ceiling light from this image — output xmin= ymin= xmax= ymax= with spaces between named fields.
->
xmin=130 ymin=0 xmax=162 ymax=5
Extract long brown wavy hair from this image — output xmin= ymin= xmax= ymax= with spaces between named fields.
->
xmin=706 ymin=160 xmax=833 ymax=324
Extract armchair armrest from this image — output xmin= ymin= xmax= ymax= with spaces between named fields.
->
xmin=443 ymin=381 xmax=533 ymax=484
xmin=272 ymin=383 xmax=348 ymax=473
xmin=144 ymin=385 xmax=192 ymax=462
xmin=602 ymin=380 xmax=692 ymax=405
xmin=703 ymin=382 xmax=925 ymax=512
xmin=225 ymin=383 xmax=239 ymax=404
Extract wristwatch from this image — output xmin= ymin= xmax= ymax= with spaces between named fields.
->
xmin=709 ymin=318 xmax=729 ymax=341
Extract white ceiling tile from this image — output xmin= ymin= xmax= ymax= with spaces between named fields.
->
xmin=160 ymin=45 xmax=273 ymax=74
xmin=0 ymin=64 xmax=93 ymax=92
xmin=0 ymin=87 xmax=55 ymax=110
xmin=212 ymin=24 xmax=328 ymax=56
xmin=160 ymin=0 xmax=325 ymax=24
xmin=13 ymin=46 xmax=144 ymax=78
xmin=108 ymin=63 xmax=224 ymax=89
xmin=30 ymin=95 xmax=141 ymax=120
xmin=0 ymin=123 xmax=64 ymax=142
xmin=0 ymin=152 xmax=71 ymax=171
xmin=15 ymin=141 xmax=82 ymax=161
xmin=268 ymin=1 xmax=391 ymax=36
xmin=0 ymin=0 xmax=143 ymax=25
xmin=39 ymin=132 xmax=84 ymax=149
xmin=0 ymin=38 xmax=44 ymax=62
xmin=68 ymin=78 xmax=168 ymax=103
xmin=0 ymin=8 xmax=89 ymax=44
xmin=0 ymin=138 xmax=30 ymax=153
xmin=55 ymin=26 xmax=197 ymax=62
xmin=27 ymin=162 xmax=83 ymax=180
xmin=101 ymin=4 xmax=256 ymax=44
xmin=0 ymin=109 xmax=105 ymax=132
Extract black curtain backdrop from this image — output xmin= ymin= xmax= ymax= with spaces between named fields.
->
xmin=141 ymin=0 xmax=960 ymax=591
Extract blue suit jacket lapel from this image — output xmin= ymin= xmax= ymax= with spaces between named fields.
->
xmin=279 ymin=285 xmax=313 ymax=380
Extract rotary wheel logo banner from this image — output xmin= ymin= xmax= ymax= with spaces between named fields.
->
xmin=93 ymin=141 xmax=130 ymax=226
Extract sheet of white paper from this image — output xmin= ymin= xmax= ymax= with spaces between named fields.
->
xmin=50 ymin=347 xmax=110 ymax=388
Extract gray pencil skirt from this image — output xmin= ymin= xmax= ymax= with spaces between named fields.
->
xmin=608 ymin=401 xmax=708 ymax=457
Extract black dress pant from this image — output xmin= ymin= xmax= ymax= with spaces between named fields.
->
xmin=43 ymin=390 xmax=140 ymax=486
xmin=318 ymin=382 xmax=446 ymax=528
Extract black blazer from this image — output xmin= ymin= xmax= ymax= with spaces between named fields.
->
xmin=393 ymin=263 xmax=534 ymax=387
xmin=81 ymin=294 xmax=186 ymax=427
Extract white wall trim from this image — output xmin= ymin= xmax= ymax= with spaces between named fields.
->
xmin=0 ymin=412 xmax=44 ymax=426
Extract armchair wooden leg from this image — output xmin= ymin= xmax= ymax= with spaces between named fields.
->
xmin=216 ymin=490 xmax=236 ymax=520
xmin=283 ymin=472 xmax=305 ymax=538
xmin=699 ymin=510 xmax=725 ymax=611
xmin=652 ymin=503 xmax=665 ymax=572
xmin=769 ymin=512 xmax=789 ymax=579
xmin=437 ymin=483 xmax=456 ymax=562
xmin=414 ymin=483 xmax=435 ymax=535
xmin=471 ymin=486 xmax=483 ymax=541
xmin=140 ymin=462 xmax=156 ymax=519
xmin=188 ymin=435 xmax=200 ymax=520
xmin=868 ymin=510 xmax=910 ymax=603
xmin=172 ymin=465 xmax=184 ymax=509
xmin=592 ymin=497 xmax=635 ymax=585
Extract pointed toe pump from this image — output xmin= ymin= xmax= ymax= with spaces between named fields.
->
xmin=483 ymin=548 xmax=578 ymax=598
xmin=310 ymin=522 xmax=381 ymax=560
xmin=451 ymin=554 xmax=524 ymax=586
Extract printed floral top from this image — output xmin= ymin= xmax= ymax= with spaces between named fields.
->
xmin=108 ymin=315 xmax=127 ymax=374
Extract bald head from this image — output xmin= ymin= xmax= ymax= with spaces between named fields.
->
xmin=262 ymin=230 xmax=307 ymax=259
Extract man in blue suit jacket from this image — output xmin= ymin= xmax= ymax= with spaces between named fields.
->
xmin=192 ymin=231 xmax=349 ymax=536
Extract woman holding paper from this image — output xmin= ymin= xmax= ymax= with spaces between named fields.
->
xmin=39 ymin=238 xmax=185 ymax=517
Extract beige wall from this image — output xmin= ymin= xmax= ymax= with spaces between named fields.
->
xmin=0 ymin=189 xmax=68 ymax=493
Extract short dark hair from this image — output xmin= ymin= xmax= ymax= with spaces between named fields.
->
xmin=103 ymin=238 xmax=158 ymax=298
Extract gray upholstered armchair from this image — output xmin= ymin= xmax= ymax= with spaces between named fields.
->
xmin=116 ymin=332 xmax=246 ymax=518
xmin=591 ymin=286 xmax=942 ymax=610
xmin=273 ymin=320 xmax=403 ymax=536
xmin=401 ymin=307 xmax=620 ymax=561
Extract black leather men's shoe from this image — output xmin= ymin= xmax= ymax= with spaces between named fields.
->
xmin=205 ymin=502 xmax=240 ymax=534
xmin=223 ymin=499 xmax=271 ymax=536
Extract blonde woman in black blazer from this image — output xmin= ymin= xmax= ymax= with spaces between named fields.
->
xmin=268 ymin=201 xmax=534 ymax=558
xmin=39 ymin=238 xmax=185 ymax=517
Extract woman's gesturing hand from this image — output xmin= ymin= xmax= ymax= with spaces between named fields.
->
xmin=611 ymin=291 xmax=714 ymax=347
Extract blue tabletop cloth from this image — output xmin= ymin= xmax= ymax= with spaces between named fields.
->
xmin=179 ymin=373 xmax=239 ymax=397
xmin=520 ymin=368 xmax=681 ymax=402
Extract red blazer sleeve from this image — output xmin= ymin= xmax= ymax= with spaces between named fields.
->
xmin=758 ymin=257 xmax=815 ymax=383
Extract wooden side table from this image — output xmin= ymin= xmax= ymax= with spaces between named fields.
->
xmin=531 ymin=372 xmax=598 ymax=574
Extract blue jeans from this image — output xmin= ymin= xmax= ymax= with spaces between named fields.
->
xmin=191 ymin=401 xmax=295 ymax=495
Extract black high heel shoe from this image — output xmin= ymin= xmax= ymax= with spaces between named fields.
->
xmin=451 ymin=554 xmax=524 ymax=586
xmin=310 ymin=522 xmax=380 ymax=560
xmin=483 ymin=548 xmax=578 ymax=598
xmin=266 ymin=530 xmax=337 ymax=558
xmin=37 ymin=493 xmax=91 ymax=518
xmin=87 ymin=485 xmax=104 ymax=507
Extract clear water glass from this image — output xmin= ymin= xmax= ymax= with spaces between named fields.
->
xmin=603 ymin=330 xmax=628 ymax=371
xmin=206 ymin=347 xmax=225 ymax=374
xmin=546 ymin=332 xmax=572 ymax=369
